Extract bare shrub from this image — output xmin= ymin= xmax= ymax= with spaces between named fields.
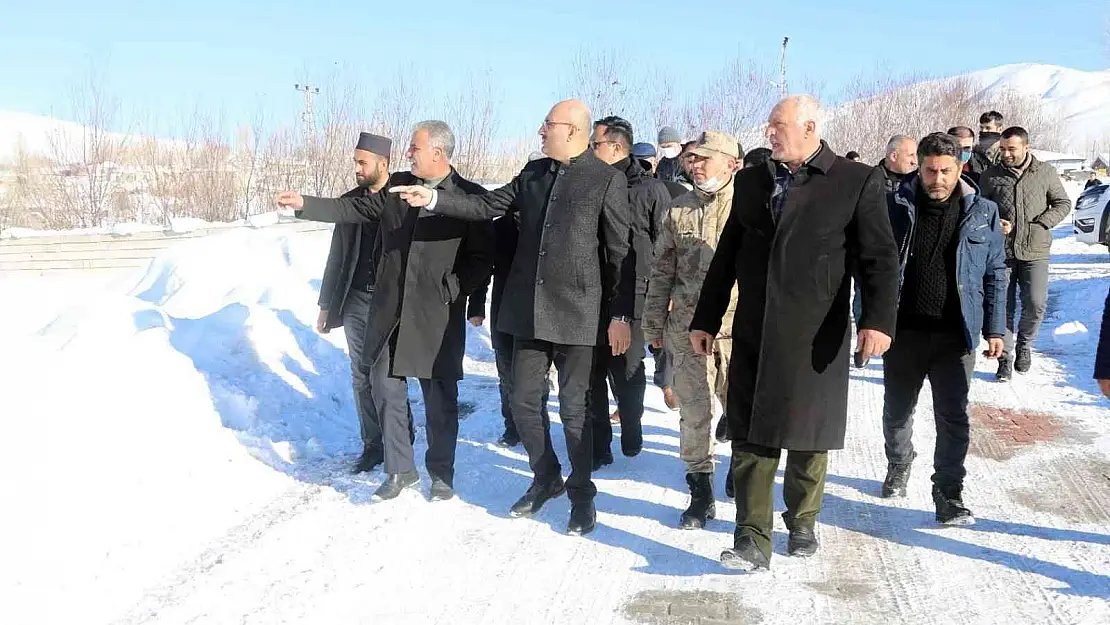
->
xmin=822 ymin=70 xmax=1068 ymax=162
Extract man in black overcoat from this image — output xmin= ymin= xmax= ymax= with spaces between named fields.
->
xmin=277 ymin=121 xmax=493 ymax=503
xmin=690 ymin=95 xmax=901 ymax=570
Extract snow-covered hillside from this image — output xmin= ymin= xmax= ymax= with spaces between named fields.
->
xmin=3 ymin=188 xmax=1110 ymax=623
xmin=964 ymin=63 xmax=1110 ymax=151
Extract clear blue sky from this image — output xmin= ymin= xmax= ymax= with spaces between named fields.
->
xmin=0 ymin=0 xmax=1106 ymax=140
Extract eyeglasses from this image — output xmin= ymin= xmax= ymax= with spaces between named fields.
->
xmin=591 ymin=140 xmax=618 ymax=149
xmin=541 ymin=120 xmax=576 ymax=130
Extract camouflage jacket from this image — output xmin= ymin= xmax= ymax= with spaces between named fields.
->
xmin=643 ymin=179 xmax=739 ymax=344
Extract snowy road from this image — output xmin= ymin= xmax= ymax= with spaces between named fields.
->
xmin=4 ymin=221 xmax=1109 ymax=625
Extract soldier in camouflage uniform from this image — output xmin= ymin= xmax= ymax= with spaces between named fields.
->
xmin=643 ymin=130 xmax=740 ymax=530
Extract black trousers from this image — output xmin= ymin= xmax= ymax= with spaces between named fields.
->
xmin=512 ymin=337 xmax=597 ymax=503
xmin=590 ymin=320 xmax=646 ymax=458
xmin=418 ymin=378 xmax=460 ymax=486
xmin=882 ymin=328 xmax=976 ymax=489
xmin=492 ymin=326 xmax=550 ymax=437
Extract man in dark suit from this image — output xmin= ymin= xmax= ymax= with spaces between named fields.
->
xmin=589 ymin=115 xmax=672 ymax=467
xmin=277 ymin=121 xmax=493 ymax=503
xmin=389 ymin=99 xmax=633 ymax=536
xmin=690 ymin=95 xmax=900 ymax=571
xmin=314 ymin=132 xmax=399 ymax=473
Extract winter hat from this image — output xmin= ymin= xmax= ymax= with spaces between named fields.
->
xmin=657 ymin=126 xmax=681 ymax=145
xmin=631 ymin=143 xmax=657 ymax=159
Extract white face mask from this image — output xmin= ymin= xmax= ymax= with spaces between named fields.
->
xmin=695 ymin=176 xmax=723 ymax=194
xmin=661 ymin=146 xmax=681 ymax=159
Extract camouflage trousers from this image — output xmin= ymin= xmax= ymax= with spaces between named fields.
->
xmin=667 ymin=333 xmax=731 ymax=474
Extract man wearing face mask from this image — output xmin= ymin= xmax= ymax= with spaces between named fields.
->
xmin=947 ymin=126 xmax=978 ymax=183
xmin=315 ymin=132 xmax=412 ymax=474
xmin=644 ymin=130 xmax=740 ymax=530
xmin=655 ymin=126 xmax=684 ymax=183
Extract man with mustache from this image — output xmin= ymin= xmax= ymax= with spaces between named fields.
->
xmin=882 ymin=132 xmax=1007 ymax=525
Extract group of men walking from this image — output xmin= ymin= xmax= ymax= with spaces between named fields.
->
xmin=274 ymin=95 xmax=1071 ymax=571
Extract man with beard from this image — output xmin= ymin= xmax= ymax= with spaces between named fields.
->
xmin=277 ymin=121 xmax=494 ymax=502
xmin=690 ymin=95 xmax=900 ymax=570
xmin=644 ymin=130 xmax=741 ymax=528
xmin=589 ymin=115 xmax=672 ymax=467
xmin=388 ymin=100 xmax=633 ymax=536
xmin=315 ymin=132 xmax=411 ymax=473
xmin=980 ymin=126 xmax=1072 ymax=380
xmin=882 ymin=132 xmax=1006 ymax=525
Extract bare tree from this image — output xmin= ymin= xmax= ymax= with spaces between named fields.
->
xmin=370 ymin=69 xmax=423 ymax=168
xmin=444 ymin=70 xmax=501 ymax=182
xmin=680 ymin=57 xmax=778 ymax=149
xmin=559 ymin=49 xmax=636 ymax=123
xmin=41 ymin=72 xmax=130 ymax=228
xmin=234 ymin=107 xmax=270 ymax=218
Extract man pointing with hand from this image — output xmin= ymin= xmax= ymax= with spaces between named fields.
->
xmin=388 ymin=99 xmax=634 ymax=537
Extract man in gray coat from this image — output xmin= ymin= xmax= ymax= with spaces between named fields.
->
xmin=980 ymin=126 xmax=1072 ymax=379
xmin=389 ymin=99 xmax=634 ymax=537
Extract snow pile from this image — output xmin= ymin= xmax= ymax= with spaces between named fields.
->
xmin=0 ymin=226 xmax=360 ymax=624
xmin=3 ymin=218 xmax=1110 ymax=624
xmin=1053 ymin=321 xmax=1089 ymax=346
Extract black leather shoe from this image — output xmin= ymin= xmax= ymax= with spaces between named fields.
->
xmin=720 ymin=536 xmax=770 ymax=571
xmin=567 ymin=501 xmax=596 ymax=536
xmin=497 ymin=430 xmax=521 ymax=448
xmin=1015 ymin=344 xmax=1032 ymax=373
xmin=429 ymin=477 xmax=455 ymax=502
xmin=351 ymin=446 xmax=384 ymax=474
xmin=787 ymin=524 xmax=819 ymax=557
xmin=373 ymin=471 xmax=420 ymax=500
xmin=509 ymin=478 xmax=566 ymax=518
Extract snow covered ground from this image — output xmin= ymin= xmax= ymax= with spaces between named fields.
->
xmin=3 ymin=209 xmax=1110 ymax=624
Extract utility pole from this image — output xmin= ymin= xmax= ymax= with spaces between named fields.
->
xmin=779 ymin=37 xmax=789 ymax=99
xmin=294 ymin=83 xmax=319 ymax=144
xmin=294 ymin=83 xmax=319 ymax=189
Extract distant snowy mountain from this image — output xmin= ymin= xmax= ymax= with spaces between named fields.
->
xmin=961 ymin=63 xmax=1110 ymax=152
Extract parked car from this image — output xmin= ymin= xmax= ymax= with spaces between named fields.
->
xmin=1074 ymin=183 xmax=1110 ymax=245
